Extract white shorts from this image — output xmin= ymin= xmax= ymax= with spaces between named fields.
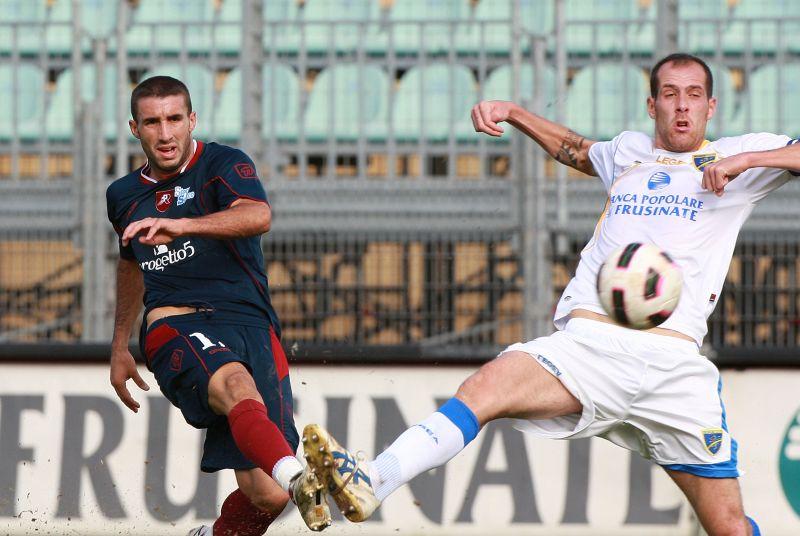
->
xmin=500 ymin=318 xmax=738 ymax=477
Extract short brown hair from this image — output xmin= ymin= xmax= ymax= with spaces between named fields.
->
xmin=130 ymin=75 xmax=193 ymax=121
xmin=650 ymin=53 xmax=713 ymax=98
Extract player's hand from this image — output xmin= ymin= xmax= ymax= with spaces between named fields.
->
xmin=701 ymin=153 xmax=751 ymax=197
xmin=122 ymin=217 xmax=187 ymax=246
xmin=110 ymin=347 xmax=150 ymax=413
xmin=471 ymin=100 xmax=515 ymax=137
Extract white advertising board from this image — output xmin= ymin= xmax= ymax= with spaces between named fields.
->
xmin=0 ymin=364 xmax=797 ymax=535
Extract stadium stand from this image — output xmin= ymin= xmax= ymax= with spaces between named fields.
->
xmin=737 ymin=63 xmax=800 ymax=135
xmin=455 ymin=0 xmax=554 ymax=55
xmin=46 ymin=65 xmax=118 ymax=142
xmin=46 ymin=0 xmax=119 ymax=54
xmin=125 ymin=0 xmax=215 ymax=54
xmin=0 ymin=64 xmax=45 ymax=142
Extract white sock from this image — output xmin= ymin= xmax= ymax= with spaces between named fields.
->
xmin=368 ymin=412 xmax=467 ymax=501
xmin=272 ymin=455 xmax=303 ymax=493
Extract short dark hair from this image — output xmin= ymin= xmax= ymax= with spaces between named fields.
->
xmin=649 ymin=53 xmax=713 ymax=99
xmin=130 ymin=75 xmax=193 ymax=121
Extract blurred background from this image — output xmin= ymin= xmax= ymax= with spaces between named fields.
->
xmin=1 ymin=1 xmax=800 ymax=535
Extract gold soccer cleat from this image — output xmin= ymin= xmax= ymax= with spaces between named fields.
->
xmin=302 ymin=424 xmax=380 ymax=523
xmin=290 ymin=465 xmax=332 ymax=531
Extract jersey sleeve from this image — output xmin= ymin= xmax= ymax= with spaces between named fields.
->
xmin=105 ymin=184 xmax=136 ymax=261
xmin=587 ymin=132 xmax=626 ymax=191
xmin=734 ymin=132 xmax=798 ymax=202
xmin=206 ymin=149 xmax=269 ymax=209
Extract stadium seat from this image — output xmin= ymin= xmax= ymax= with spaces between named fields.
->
xmin=212 ymin=0 xmax=243 ymax=54
xmin=304 ymin=64 xmax=389 ymax=142
xmin=302 ymin=0 xmax=377 ymax=54
xmin=456 ymin=0 xmax=554 ymax=55
xmin=0 ymin=64 xmax=45 ymax=141
xmin=564 ymin=0 xmax=654 ymax=55
xmin=725 ymin=0 xmax=800 ymax=55
xmin=481 ymin=63 xmax=558 ymax=144
xmin=677 ymin=0 xmax=730 ymax=55
xmin=213 ymin=65 xmax=300 ymax=142
xmin=392 ymin=63 xmax=477 ymax=142
xmin=46 ymin=0 xmax=118 ymax=55
xmin=736 ymin=64 xmax=800 ymax=135
xmin=705 ymin=63 xmax=738 ymax=139
xmin=263 ymin=0 xmax=301 ymax=54
xmin=126 ymin=0 xmax=214 ymax=54
xmin=566 ymin=63 xmax=650 ymax=140
xmin=0 ymin=0 xmax=45 ymax=55
xmin=141 ymin=64 xmax=214 ymax=139
xmin=46 ymin=65 xmax=119 ymax=142
xmin=367 ymin=0 xmax=468 ymax=55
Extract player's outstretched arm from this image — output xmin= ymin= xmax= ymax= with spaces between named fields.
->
xmin=471 ymin=100 xmax=598 ymax=176
xmin=110 ymin=258 xmax=150 ymax=413
xmin=702 ymin=141 xmax=800 ymax=196
xmin=121 ymin=199 xmax=270 ymax=246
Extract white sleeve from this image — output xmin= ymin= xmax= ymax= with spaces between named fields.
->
xmin=587 ymin=132 xmax=626 ymax=191
xmin=733 ymin=132 xmax=799 ymax=203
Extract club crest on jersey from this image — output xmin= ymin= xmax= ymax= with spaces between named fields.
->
xmin=155 ymin=190 xmax=173 ymax=212
xmin=693 ymin=153 xmax=718 ymax=171
xmin=647 ymin=171 xmax=671 ymax=190
xmin=702 ymin=428 xmax=724 ymax=455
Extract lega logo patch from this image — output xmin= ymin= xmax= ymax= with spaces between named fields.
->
xmin=155 ymin=190 xmax=174 ymax=212
xmin=702 ymin=428 xmax=724 ymax=455
xmin=169 ymin=349 xmax=183 ymax=371
xmin=234 ymin=162 xmax=257 ymax=179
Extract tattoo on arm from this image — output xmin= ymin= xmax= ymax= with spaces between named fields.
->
xmin=555 ymin=130 xmax=586 ymax=168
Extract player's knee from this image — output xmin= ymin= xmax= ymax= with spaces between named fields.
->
xmin=704 ymin=511 xmax=750 ymax=536
xmin=208 ymin=363 xmax=262 ymax=414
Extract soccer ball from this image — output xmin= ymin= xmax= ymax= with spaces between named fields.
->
xmin=596 ymin=242 xmax=682 ymax=329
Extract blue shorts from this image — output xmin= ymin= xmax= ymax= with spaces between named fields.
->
xmin=141 ymin=311 xmax=298 ymax=472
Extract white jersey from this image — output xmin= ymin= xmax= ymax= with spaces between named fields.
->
xmin=554 ymin=131 xmax=798 ymax=345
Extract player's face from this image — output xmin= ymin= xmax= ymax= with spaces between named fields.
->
xmin=129 ymin=94 xmax=197 ymax=179
xmin=647 ymin=61 xmax=717 ymax=153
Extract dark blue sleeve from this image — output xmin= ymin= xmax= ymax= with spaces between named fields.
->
xmin=106 ymin=184 xmax=136 ymax=261
xmin=208 ymin=149 xmax=269 ymax=209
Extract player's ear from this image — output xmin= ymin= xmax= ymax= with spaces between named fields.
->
xmin=188 ymin=111 xmax=197 ymax=133
xmin=646 ymin=96 xmax=656 ymax=119
xmin=706 ymin=96 xmax=717 ymax=120
xmin=129 ymin=119 xmax=140 ymax=139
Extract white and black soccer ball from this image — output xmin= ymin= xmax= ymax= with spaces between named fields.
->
xmin=596 ymin=242 xmax=682 ymax=330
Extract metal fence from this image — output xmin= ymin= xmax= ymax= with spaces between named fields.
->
xmin=1 ymin=0 xmax=799 ymax=363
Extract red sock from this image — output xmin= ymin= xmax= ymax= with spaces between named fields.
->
xmin=213 ymin=489 xmax=276 ymax=536
xmin=228 ymin=399 xmax=295 ymax=478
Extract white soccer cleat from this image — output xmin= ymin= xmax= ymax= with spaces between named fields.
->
xmin=185 ymin=526 xmax=212 ymax=536
xmin=290 ymin=464 xmax=332 ymax=531
xmin=302 ymin=424 xmax=380 ymax=523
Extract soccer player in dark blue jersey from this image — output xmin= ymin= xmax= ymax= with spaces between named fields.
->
xmin=106 ymin=76 xmax=330 ymax=535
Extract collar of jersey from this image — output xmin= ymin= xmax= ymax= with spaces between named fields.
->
xmin=651 ymin=138 xmax=711 ymax=156
xmin=139 ymin=139 xmax=204 ymax=185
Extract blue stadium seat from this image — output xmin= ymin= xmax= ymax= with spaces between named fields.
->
xmin=367 ymin=0 xmax=468 ymax=55
xmin=141 ymin=64 xmax=214 ymax=139
xmin=0 ymin=65 xmax=45 ymax=141
xmin=566 ymin=63 xmax=650 ymax=140
xmin=46 ymin=65 xmax=119 ymax=142
xmin=456 ymin=0 xmax=554 ymax=55
xmin=304 ymin=64 xmax=389 ymax=142
xmin=213 ymin=66 xmax=301 ymax=143
xmin=0 ymin=0 xmax=45 ymax=55
xmin=392 ymin=63 xmax=477 ymax=142
xmin=725 ymin=0 xmax=800 ymax=55
xmin=47 ymin=0 xmax=118 ymax=54
xmin=736 ymin=64 xmax=800 ymax=135
xmin=126 ymin=0 xmax=214 ymax=54
xmin=565 ymin=0 xmax=654 ymax=55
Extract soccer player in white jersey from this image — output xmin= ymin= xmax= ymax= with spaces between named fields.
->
xmin=303 ymin=53 xmax=800 ymax=535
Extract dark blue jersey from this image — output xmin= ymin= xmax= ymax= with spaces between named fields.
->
xmin=106 ymin=141 xmax=280 ymax=333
